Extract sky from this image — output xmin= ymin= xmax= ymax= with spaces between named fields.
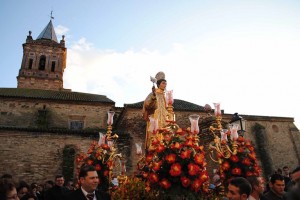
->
xmin=0 ymin=0 xmax=299 ymax=128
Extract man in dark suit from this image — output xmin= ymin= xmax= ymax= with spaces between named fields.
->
xmin=44 ymin=175 xmax=69 ymax=200
xmin=67 ymin=164 xmax=110 ymax=200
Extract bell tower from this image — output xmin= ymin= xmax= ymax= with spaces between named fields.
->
xmin=17 ymin=19 xmax=67 ymax=91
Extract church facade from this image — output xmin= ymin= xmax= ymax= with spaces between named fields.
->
xmin=0 ymin=20 xmax=299 ymax=184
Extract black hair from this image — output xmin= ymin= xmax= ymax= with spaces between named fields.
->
xmin=55 ymin=175 xmax=64 ymax=180
xmin=229 ymin=177 xmax=252 ymax=197
xmin=0 ymin=174 xmax=12 ymax=179
xmin=79 ymin=164 xmax=96 ymax=179
xmin=270 ymin=173 xmax=284 ymax=184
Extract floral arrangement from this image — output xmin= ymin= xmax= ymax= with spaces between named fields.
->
xmin=141 ymin=124 xmax=210 ymax=199
xmin=111 ymin=176 xmax=158 ymax=200
xmin=219 ymin=135 xmax=261 ymax=183
xmin=75 ymin=140 xmax=111 ymax=192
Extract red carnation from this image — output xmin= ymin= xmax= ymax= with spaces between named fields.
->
xmin=165 ymin=153 xmax=176 ymax=163
xmin=194 ymin=153 xmax=204 ymax=165
xmin=242 ymin=158 xmax=251 ymax=166
xmin=181 ymin=176 xmax=191 ymax=188
xmin=103 ymin=170 xmax=109 ymax=176
xmin=238 ymin=147 xmax=244 ymax=153
xmin=222 ymin=161 xmax=231 ymax=171
xmin=156 ymin=144 xmax=166 ymax=153
xmin=151 ymin=137 xmax=160 ymax=145
xmin=230 ymin=155 xmax=239 ymax=162
xmin=171 ymin=142 xmax=183 ymax=150
xmin=164 ymin=134 xmax=172 ymax=142
xmin=191 ymin=179 xmax=202 ymax=192
xmin=199 ymin=172 xmax=209 ymax=182
xmin=180 ymin=149 xmax=191 ymax=159
xmin=159 ymin=178 xmax=171 ymax=189
xmin=146 ymin=154 xmax=154 ymax=162
xmin=249 ymin=153 xmax=256 ymax=160
xmin=232 ymin=167 xmax=242 ymax=175
xmin=246 ymin=171 xmax=254 ymax=177
xmin=152 ymin=161 xmax=162 ymax=171
xmin=169 ymin=163 xmax=182 ymax=177
xmin=237 ymin=136 xmax=244 ymax=142
xmin=185 ymin=139 xmax=194 ymax=147
xmin=188 ymin=163 xmax=200 ymax=176
xmin=95 ymin=164 xmax=101 ymax=171
xmin=149 ymin=173 xmax=159 ymax=183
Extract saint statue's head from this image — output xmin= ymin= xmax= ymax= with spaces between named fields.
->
xmin=155 ymin=71 xmax=167 ymax=88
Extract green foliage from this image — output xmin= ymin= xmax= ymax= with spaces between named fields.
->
xmin=251 ymin=123 xmax=273 ymax=178
xmin=62 ymin=145 xmax=76 ymax=182
xmin=36 ymin=109 xmax=50 ymax=128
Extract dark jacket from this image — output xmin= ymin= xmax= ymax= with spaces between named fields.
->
xmin=44 ymin=185 xmax=70 ymax=200
xmin=284 ymin=185 xmax=300 ymax=200
xmin=66 ymin=188 xmax=111 ymax=200
xmin=263 ymin=190 xmax=286 ymax=200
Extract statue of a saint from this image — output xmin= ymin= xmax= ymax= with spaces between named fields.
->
xmin=143 ymin=71 xmax=168 ymax=149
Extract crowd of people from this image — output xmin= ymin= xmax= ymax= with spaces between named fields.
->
xmin=0 ymin=165 xmax=299 ymax=200
xmin=0 ymin=165 xmax=111 ymax=200
xmin=225 ymin=165 xmax=300 ymax=200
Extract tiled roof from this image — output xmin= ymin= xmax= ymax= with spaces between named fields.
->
xmin=36 ymin=20 xmax=58 ymax=42
xmin=125 ymin=99 xmax=205 ymax=111
xmin=0 ymin=88 xmax=114 ymax=103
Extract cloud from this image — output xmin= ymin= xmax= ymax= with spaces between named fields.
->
xmin=63 ymin=35 xmax=300 ymax=128
xmin=55 ymin=25 xmax=69 ymax=35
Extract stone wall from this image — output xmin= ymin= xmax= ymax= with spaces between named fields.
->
xmin=0 ymin=130 xmax=131 ymax=184
xmin=0 ymin=130 xmax=93 ymax=183
xmin=0 ymin=98 xmax=112 ymax=129
xmin=244 ymin=118 xmax=300 ymax=175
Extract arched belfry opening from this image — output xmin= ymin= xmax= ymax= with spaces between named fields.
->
xmin=38 ymin=55 xmax=46 ymax=70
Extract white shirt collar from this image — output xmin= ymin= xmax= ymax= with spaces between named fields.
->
xmin=81 ymin=187 xmax=96 ymax=200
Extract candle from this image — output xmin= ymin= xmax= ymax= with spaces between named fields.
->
xmin=213 ymin=103 xmax=221 ymax=116
xmin=107 ymin=111 xmax=115 ymax=125
xmin=98 ymin=132 xmax=106 ymax=146
xmin=229 ymin=124 xmax=239 ymax=140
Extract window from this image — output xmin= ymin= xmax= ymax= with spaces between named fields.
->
xmin=28 ymin=59 xmax=33 ymax=69
xmin=38 ymin=55 xmax=46 ymax=70
xmin=51 ymin=61 xmax=55 ymax=72
xmin=70 ymin=121 xmax=84 ymax=130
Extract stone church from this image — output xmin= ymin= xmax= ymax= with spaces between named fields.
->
xmin=0 ymin=20 xmax=299 ymax=184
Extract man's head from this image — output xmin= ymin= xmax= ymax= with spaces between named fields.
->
xmin=283 ymin=166 xmax=290 ymax=176
xmin=227 ymin=177 xmax=252 ymax=200
xmin=246 ymin=176 xmax=265 ymax=196
xmin=55 ymin=175 xmax=64 ymax=187
xmin=269 ymin=173 xmax=285 ymax=196
xmin=0 ymin=180 xmax=19 ymax=200
xmin=79 ymin=165 xmax=99 ymax=193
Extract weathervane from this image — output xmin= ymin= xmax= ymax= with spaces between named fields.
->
xmin=50 ymin=10 xmax=54 ymax=20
